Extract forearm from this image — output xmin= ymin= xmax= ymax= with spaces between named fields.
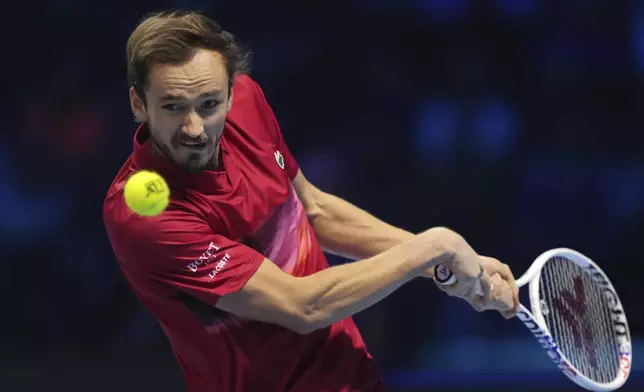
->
xmin=299 ymin=227 xmax=455 ymax=330
xmin=309 ymin=191 xmax=415 ymax=260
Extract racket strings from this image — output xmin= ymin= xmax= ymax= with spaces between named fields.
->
xmin=540 ymin=257 xmax=619 ymax=384
xmin=587 ymin=267 xmax=618 ymax=383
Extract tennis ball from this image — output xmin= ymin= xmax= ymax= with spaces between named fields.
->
xmin=123 ymin=170 xmax=170 ymax=217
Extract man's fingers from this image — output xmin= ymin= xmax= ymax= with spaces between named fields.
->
xmin=468 ymin=269 xmax=493 ymax=311
xmin=470 ymin=301 xmax=485 ymax=312
xmin=483 ymin=258 xmax=514 ymax=283
xmin=480 ymin=257 xmax=519 ymax=315
xmin=438 ymin=257 xmax=521 ymax=317
xmin=497 ymin=263 xmax=514 ymax=281
xmin=467 ymin=285 xmax=485 ymax=312
xmin=478 ymin=270 xmax=493 ymax=300
xmin=512 ymin=283 xmax=520 ymax=313
xmin=500 ymin=309 xmax=515 ymax=319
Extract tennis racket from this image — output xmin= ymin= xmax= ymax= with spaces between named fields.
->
xmin=434 ymin=248 xmax=632 ymax=391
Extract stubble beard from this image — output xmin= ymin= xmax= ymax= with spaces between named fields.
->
xmin=148 ymin=134 xmax=221 ymax=173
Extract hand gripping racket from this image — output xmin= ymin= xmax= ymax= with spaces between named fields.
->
xmin=434 ymin=248 xmax=632 ymax=391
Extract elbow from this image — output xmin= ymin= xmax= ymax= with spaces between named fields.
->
xmin=290 ymin=318 xmax=321 ymax=335
xmin=289 ymin=306 xmax=328 ymax=335
xmin=287 ymin=290 xmax=331 ymax=335
xmin=281 ymin=313 xmax=323 ymax=335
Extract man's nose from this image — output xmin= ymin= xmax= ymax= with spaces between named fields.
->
xmin=182 ymin=111 xmax=204 ymax=138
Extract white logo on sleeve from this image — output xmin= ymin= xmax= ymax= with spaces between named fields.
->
xmin=185 ymin=242 xmax=229 ymax=280
xmin=186 ymin=242 xmax=220 ymax=272
xmin=208 ymin=253 xmax=230 ymax=280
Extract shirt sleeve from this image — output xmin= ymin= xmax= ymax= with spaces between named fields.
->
xmin=154 ymin=234 xmax=265 ymax=306
xmin=111 ymin=214 xmax=265 ymax=307
xmin=249 ymin=78 xmax=300 ymax=180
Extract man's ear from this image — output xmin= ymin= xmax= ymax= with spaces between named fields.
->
xmin=227 ymin=89 xmax=234 ymax=112
xmin=129 ymin=87 xmax=148 ymax=123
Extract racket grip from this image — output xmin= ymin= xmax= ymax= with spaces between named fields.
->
xmin=433 ymin=264 xmax=484 ymax=296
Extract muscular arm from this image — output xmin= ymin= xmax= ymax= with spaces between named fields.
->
xmin=216 ymin=227 xmax=460 ymax=333
xmin=291 ymin=170 xmax=433 ymax=276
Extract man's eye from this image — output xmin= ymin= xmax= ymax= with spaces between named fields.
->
xmin=162 ymin=104 xmax=181 ymax=112
xmin=202 ymin=100 xmax=219 ymax=110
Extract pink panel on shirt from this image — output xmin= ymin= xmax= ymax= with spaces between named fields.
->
xmin=249 ymin=185 xmax=308 ymax=274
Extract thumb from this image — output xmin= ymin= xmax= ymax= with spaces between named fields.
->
xmin=468 ymin=269 xmax=492 ymax=309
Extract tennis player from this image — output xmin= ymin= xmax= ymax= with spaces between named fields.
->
xmin=103 ymin=10 xmax=519 ymax=392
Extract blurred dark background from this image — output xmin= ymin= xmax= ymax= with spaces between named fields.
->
xmin=2 ymin=1 xmax=644 ymax=391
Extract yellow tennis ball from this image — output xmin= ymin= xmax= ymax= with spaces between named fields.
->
xmin=123 ymin=170 xmax=170 ymax=217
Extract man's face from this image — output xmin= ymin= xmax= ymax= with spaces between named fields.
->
xmin=130 ymin=49 xmax=233 ymax=172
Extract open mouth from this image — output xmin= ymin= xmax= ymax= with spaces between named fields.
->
xmin=180 ymin=142 xmax=207 ymax=150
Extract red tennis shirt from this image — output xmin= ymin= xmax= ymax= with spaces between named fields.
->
xmin=103 ymin=75 xmax=385 ymax=392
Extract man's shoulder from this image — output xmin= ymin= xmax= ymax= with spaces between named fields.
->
xmin=230 ymin=75 xmax=271 ymax=114
xmin=227 ymin=75 xmax=280 ymax=145
xmin=103 ymin=169 xmax=214 ymax=252
xmin=232 ymin=74 xmax=257 ymax=93
xmin=105 ymin=190 xmax=208 ymax=236
xmin=104 ymin=197 xmax=219 ymax=277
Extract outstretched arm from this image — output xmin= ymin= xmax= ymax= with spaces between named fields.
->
xmin=292 ymin=169 xmax=519 ymax=315
xmin=291 ymin=170 xmax=428 ymax=269
xmin=217 ymin=227 xmax=462 ymax=333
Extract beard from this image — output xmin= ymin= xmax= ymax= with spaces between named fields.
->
xmin=148 ymin=127 xmax=220 ymax=173
xmin=180 ymin=152 xmax=212 ymax=173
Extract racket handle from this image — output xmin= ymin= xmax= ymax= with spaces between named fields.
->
xmin=434 ymin=264 xmax=457 ymax=285
xmin=433 ymin=264 xmax=484 ymax=296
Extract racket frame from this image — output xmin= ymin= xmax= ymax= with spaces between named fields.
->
xmin=517 ymin=248 xmax=632 ymax=392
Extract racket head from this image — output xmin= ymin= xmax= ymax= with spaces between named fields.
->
xmin=524 ymin=248 xmax=632 ymax=391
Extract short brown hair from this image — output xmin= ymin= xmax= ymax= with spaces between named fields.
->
xmin=126 ymin=10 xmax=251 ymax=101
